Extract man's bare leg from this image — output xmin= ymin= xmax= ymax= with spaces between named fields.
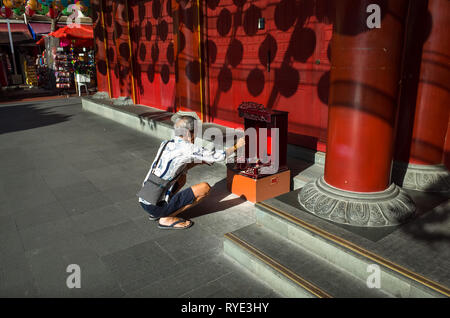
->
xmin=159 ymin=182 xmax=211 ymax=228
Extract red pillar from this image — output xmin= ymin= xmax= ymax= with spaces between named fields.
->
xmin=299 ymin=0 xmax=416 ymax=227
xmin=324 ymin=0 xmax=408 ymax=193
xmin=393 ymin=0 xmax=450 ymax=192
xmin=408 ymin=0 xmax=449 ymax=166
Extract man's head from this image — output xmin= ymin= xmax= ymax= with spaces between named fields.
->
xmin=174 ymin=115 xmax=196 ymax=143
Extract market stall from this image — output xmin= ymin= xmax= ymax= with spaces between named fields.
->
xmin=36 ymin=23 xmax=94 ymax=93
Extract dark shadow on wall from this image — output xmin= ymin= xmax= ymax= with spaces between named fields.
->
xmin=0 ymin=104 xmax=72 ymax=135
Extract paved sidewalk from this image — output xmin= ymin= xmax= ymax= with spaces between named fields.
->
xmin=0 ymin=97 xmax=280 ymax=298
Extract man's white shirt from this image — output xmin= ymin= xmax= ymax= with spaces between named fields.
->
xmin=139 ymin=136 xmax=226 ymax=205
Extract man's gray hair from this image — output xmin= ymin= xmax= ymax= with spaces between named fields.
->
xmin=174 ymin=116 xmax=196 ymax=137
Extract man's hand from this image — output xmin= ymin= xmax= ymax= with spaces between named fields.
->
xmin=235 ymin=137 xmax=246 ymax=149
xmin=225 ymin=137 xmax=246 ymax=157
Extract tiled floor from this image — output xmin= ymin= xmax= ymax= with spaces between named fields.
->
xmin=0 ymin=97 xmax=280 ymax=298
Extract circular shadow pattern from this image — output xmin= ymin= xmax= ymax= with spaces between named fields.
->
xmin=157 ymin=20 xmax=168 ymax=41
xmin=167 ymin=43 xmax=174 ymax=65
xmin=114 ymin=21 xmax=123 ymax=38
xmin=133 ymin=62 xmax=141 ymax=81
xmin=247 ymin=68 xmax=265 ymax=97
xmin=92 ymin=7 xmax=99 ymax=22
xmin=206 ymin=39 xmax=217 ymax=65
xmin=119 ymin=42 xmax=130 ymax=60
xmin=290 ymin=27 xmax=316 ymax=63
xmin=185 ymin=60 xmax=201 ymax=84
xmin=226 ymin=39 xmax=243 ymax=68
xmin=233 ymin=0 xmax=246 ymax=7
xmin=183 ymin=5 xmax=196 ymax=32
xmin=139 ymin=3 xmax=146 ymax=22
xmin=125 ymin=6 xmax=134 ymax=22
xmin=145 ymin=22 xmax=152 ymax=41
xmin=153 ymin=0 xmax=162 ymax=19
xmin=275 ymin=64 xmax=299 ymax=97
xmin=139 ymin=43 xmax=147 ymax=61
xmin=207 ymin=0 xmax=220 ymax=10
xmin=130 ymin=26 xmax=141 ymax=43
xmin=218 ymin=67 xmax=232 ymax=92
xmin=317 ymin=71 xmax=330 ymax=105
xmin=243 ymin=5 xmax=262 ymax=36
xmin=234 ymin=10 xmax=242 ymax=29
xmin=120 ymin=66 xmax=130 ymax=79
xmin=258 ymin=34 xmax=277 ymax=66
xmin=94 ymin=23 xmax=104 ymax=42
xmin=147 ymin=64 xmax=155 ymax=83
xmin=177 ymin=31 xmax=186 ymax=53
xmin=108 ymin=47 xmax=115 ymax=63
xmin=151 ymin=44 xmax=159 ymax=62
xmin=106 ymin=13 xmax=112 ymax=27
xmin=97 ymin=60 xmax=108 ymax=76
xmin=161 ymin=64 xmax=170 ymax=84
xmin=274 ymin=0 xmax=297 ymax=31
xmin=217 ymin=8 xmax=232 ymax=37
xmin=167 ymin=0 xmax=172 ymax=17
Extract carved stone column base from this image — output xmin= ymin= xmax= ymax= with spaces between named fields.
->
xmin=298 ymin=177 xmax=416 ymax=227
xmin=392 ymin=162 xmax=450 ymax=194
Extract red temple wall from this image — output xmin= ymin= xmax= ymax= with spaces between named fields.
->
xmin=205 ymin=0 xmax=332 ymax=152
xmin=94 ymin=0 xmax=333 ymax=153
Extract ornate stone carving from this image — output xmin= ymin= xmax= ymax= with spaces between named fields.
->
xmin=392 ymin=162 xmax=450 ymax=194
xmin=298 ymin=177 xmax=416 ymax=227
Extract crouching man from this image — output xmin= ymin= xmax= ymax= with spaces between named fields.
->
xmin=138 ymin=113 xmax=245 ymax=230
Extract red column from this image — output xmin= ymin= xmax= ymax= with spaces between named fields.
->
xmin=393 ymin=0 xmax=450 ymax=192
xmin=324 ymin=0 xmax=409 ymax=193
xmin=93 ymin=0 xmax=111 ymax=95
xmin=406 ymin=0 xmax=450 ymax=166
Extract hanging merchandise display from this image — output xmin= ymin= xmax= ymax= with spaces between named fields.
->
xmin=36 ymin=51 xmax=50 ymax=87
xmin=23 ymin=55 xmax=38 ymax=86
xmin=54 ymin=46 xmax=72 ymax=89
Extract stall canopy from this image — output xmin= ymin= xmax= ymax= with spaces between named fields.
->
xmin=0 ymin=21 xmax=33 ymax=45
xmin=36 ymin=24 xmax=93 ymax=46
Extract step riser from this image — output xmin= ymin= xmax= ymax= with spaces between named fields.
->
xmin=255 ymin=206 xmax=441 ymax=298
xmin=223 ymin=239 xmax=317 ymax=298
xmin=82 ymin=98 xmax=173 ymax=140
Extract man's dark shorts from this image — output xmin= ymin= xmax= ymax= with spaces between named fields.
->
xmin=140 ymin=187 xmax=195 ymax=218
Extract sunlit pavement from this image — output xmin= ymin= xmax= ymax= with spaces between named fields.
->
xmin=0 ymin=97 xmax=280 ymax=297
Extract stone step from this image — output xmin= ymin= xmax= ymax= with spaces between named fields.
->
xmin=224 ymin=223 xmax=391 ymax=298
xmin=254 ymin=199 xmax=449 ymax=298
xmin=289 ymin=161 xmax=324 ymax=190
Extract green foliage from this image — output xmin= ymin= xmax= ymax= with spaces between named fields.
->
xmin=13 ymin=8 xmax=25 ymax=16
xmin=37 ymin=5 xmax=49 ymax=15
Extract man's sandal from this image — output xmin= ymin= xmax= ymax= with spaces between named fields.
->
xmin=158 ymin=218 xmax=193 ymax=230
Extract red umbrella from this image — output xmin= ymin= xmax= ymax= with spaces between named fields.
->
xmin=50 ymin=24 xmax=93 ymax=39
xmin=36 ymin=24 xmax=93 ymax=46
